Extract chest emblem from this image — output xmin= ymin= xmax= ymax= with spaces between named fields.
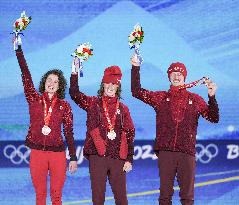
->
xmin=117 ymin=108 xmax=121 ymax=114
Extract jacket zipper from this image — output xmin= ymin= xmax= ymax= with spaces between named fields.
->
xmin=43 ymin=134 xmax=47 ymax=151
xmin=173 ymin=120 xmax=179 ymax=150
xmin=42 ymin=98 xmax=51 ymax=151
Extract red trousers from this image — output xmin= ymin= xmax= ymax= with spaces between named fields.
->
xmin=89 ymin=155 xmax=128 ymax=205
xmin=158 ymin=151 xmax=195 ymax=205
xmin=30 ymin=149 xmax=67 ymax=205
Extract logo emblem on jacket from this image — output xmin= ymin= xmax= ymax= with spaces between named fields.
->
xmin=117 ymin=108 xmax=120 ymax=114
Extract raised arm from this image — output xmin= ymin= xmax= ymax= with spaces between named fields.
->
xmin=131 ymin=54 xmax=161 ymax=107
xmin=15 ymin=45 xmax=39 ymax=104
xmin=69 ymin=73 xmax=96 ymax=111
xmin=196 ymin=94 xmax=219 ymax=123
xmin=199 ymin=79 xmax=219 ymax=123
xmin=69 ymin=57 xmax=96 ymax=111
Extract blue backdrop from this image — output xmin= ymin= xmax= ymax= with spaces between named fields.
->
xmin=0 ymin=1 xmax=239 ymax=204
xmin=0 ymin=0 xmax=239 ymax=141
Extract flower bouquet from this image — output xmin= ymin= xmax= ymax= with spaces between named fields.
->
xmin=71 ymin=43 xmax=93 ymax=77
xmin=128 ymin=23 xmax=144 ymax=64
xmin=11 ymin=11 xmax=32 ymax=50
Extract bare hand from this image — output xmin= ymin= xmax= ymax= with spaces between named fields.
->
xmin=205 ymin=78 xmax=217 ymax=97
xmin=69 ymin=161 xmax=78 ymax=174
xmin=123 ymin=161 xmax=132 ymax=173
xmin=12 ymin=35 xmax=22 ymax=45
xmin=71 ymin=57 xmax=80 ymax=73
xmin=12 ymin=36 xmax=16 ymax=44
xmin=130 ymin=53 xmax=140 ymax=67
xmin=74 ymin=57 xmax=80 ymax=69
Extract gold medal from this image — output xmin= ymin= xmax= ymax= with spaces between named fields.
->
xmin=42 ymin=125 xmax=51 ymax=136
xmin=107 ymin=130 xmax=116 ymax=140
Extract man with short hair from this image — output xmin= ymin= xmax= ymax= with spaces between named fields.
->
xmin=131 ymin=54 xmax=219 ymax=205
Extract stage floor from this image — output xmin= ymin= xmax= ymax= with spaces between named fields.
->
xmin=0 ymin=164 xmax=239 ymax=205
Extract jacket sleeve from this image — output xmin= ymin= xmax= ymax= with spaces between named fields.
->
xmin=131 ymin=65 xmax=162 ymax=107
xmin=15 ymin=46 xmax=39 ymax=104
xmin=62 ymin=101 xmax=77 ymax=161
xmin=69 ymin=73 xmax=96 ymax=111
xmin=196 ymin=94 xmax=219 ymax=123
xmin=122 ymin=105 xmax=135 ymax=163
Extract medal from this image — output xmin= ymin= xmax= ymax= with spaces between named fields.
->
xmin=107 ymin=130 xmax=116 ymax=140
xmin=102 ymin=97 xmax=120 ymax=141
xmin=42 ymin=93 xmax=57 ymax=136
xmin=42 ymin=125 xmax=51 ymax=135
xmin=178 ymin=77 xmax=209 ymax=90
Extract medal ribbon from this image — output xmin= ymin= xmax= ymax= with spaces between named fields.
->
xmin=102 ymin=97 xmax=119 ymax=131
xmin=43 ymin=95 xmax=57 ymax=126
xmin=178 ymin=77 xmax=209 ymax=90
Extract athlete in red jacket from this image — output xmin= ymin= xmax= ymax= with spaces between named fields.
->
xmin=131 ymin=54 xmax=219 ymax=205
xmin=15 ymin=41 xmax=77 ymax=205
xmin=70 ymin=58 xmax=135 ymax=205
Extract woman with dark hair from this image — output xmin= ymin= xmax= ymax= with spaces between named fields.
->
xmin=70 ymin=58 xmax=135 ymax=205
xmin=14 ymin=40 xmax=78 ymax=205
xmin=38 ymin=69 xmax=67 ymax=99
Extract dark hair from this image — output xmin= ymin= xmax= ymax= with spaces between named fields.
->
xmin=97 ymin=83 xmax=122 ymax=99
xmin=39 ymin=69 xmax=67 ymax=99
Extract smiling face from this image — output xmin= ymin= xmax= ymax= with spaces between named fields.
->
xmin=103 ymin=82 xmax=119 ymax=97
xmin=44 ymin=74 xmax=59 ymax=95
xmin=169 ymin=71 xmax=185 ymax=86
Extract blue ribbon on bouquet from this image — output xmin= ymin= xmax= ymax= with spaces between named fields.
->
xmin=10 ymin=31 xmax=24 ymax=51
xmin=78 ymin=58 xmax=84 ymax=77
xmin=71 ymin=55 xmax=84 ymax=77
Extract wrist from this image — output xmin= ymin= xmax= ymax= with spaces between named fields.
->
xmin=70 ymin=155 xmax=77 ymax=161
xmin=16 ymin=45 xmax=22 ymax=52
xmin=208 ymin=94 xmax=216 ymax=98
xmin=132 ymin=65 xmax=140 ymax=69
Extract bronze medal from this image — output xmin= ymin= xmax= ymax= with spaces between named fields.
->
xmin=107 ymin=130 xmax=116 ymax=140
xmin=42 ymin=125 xmax=51 ymax=135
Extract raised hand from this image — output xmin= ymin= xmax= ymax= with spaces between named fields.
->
xmin=71 ymin=57 xmax=80 ymax=73
xmin=205 ymin=79 xmax=217 ymax=97
xmin=130 ymin=53 xmax=140 ymax=67
xmin=12 ymin=34 xmax=22 ymax=50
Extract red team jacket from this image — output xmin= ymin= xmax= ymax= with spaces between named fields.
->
xmin=16 ymin=48 xmax=77 ymax=161
xmin=131 ymin=65 xmax=219 ymax=156
xmin=70 ymin=74 xmax=135 ymax=162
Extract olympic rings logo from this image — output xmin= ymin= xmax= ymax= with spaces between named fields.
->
xmin=2 ymin=143 xmax=219 ymax=165
xmin=195 ymin=144 xmax=218 ymax=164
xmin=3 ymin=144 xmax=30 ymax=165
